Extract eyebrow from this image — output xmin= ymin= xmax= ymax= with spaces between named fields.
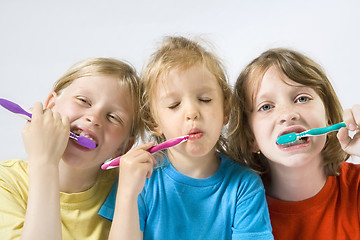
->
xmin=256 ymin=85 xmax=315 ymax=101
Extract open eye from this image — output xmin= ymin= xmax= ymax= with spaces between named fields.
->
xmin=295 ymin=96 xmax=310 ymax=103
xmin=76 ymin=96 xmax=91 ymax=106
xmin=259 ymin=104 xmax=273 ymax=111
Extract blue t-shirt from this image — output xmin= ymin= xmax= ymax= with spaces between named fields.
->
xmin=99 ymin=152 xmax=273 ymax=240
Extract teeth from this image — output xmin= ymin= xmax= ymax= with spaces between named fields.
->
xmin=80 ymin=132 xmax=95 ymax=142
xmin=72 ymin=130 xmax=95 ymax=142
xmin=282 ymin=137 xmax=307 ymax=147
xmin=72 ymin=129 xmax=81 ymax=135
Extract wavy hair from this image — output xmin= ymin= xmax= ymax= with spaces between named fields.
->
xmin=228 ymin=48 xmax=349 ymax=178
xmin=140 ymin=36 xmax=232 ymax=155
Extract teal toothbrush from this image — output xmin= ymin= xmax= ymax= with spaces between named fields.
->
xmin=276 ymin=122 xmax=346 ymax=145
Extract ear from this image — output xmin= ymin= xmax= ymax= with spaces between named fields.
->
xmin=251 ymin=140 xmax=260 ymax=153
xmin=44 ymin=91 xmax=57 ymax=109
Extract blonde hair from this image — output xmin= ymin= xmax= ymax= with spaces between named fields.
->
xmin=140 ymin=36 xmax=232 ymax=154
xmin=228 ymin=48 xmax=349 ymax=178
xmin=53 ymin=57 xmax=141 ymax=139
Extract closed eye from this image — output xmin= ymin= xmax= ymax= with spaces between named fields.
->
xmin=169 ymin=102 xmax=180 ymax=109
xmin=199 ymin=98 xmax=211 ymax=103
xmin=108 ymin=113 xmax=124 ymax=125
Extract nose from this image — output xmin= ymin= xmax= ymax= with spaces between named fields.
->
xmin=278 ymin=106 xmax=300 ymax=125
xmin=185 ymin=102 xmax=200 ymax=121
xmin=85 ymin=110 xmax=102 ymax=127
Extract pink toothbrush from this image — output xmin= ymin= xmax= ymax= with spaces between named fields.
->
xmin=0 ymin=98 xmax=96 ymax=149
xmin=101 ymin=135 xmax=190 ymax=170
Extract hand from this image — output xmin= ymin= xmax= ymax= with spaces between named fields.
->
xmin=118 ymin=142 xmax=157 ymax=198
xmin=22 ymin=102 xmax=70 ymax=166
xmin=337 ymin=104 xmax=360 ymax=156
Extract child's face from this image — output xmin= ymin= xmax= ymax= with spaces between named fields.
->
xmin=249 ymin=66 xmax=328 ymax=169
xmin=46 ymin=75 xmax=134 ymax=169
xmin=152 ymin=64 xmax=227 ymax=158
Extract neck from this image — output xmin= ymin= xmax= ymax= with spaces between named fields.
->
xmin=58 ymin=160 xmax=100 ymax=193
xmin=267 ymin=158 xmax=327 ymax=201
xmin=168 ymin=149 xmax=220 ymax=179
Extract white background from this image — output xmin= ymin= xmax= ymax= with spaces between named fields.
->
xmin=0 ymin=0 xmax=359 ymax=161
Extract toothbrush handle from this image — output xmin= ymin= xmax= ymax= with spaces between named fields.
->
xmin=306 ymin=122 xmax=346 ymax=136
xmin=147 ymin=137 xmax=187 ymax=153
xmin=101 ymin=141 xmax=173 ymax=170
xmin=101 ymin=136 xmax=189 ymax=170
xmin=0 ymin=98 xmax=32 ymax=119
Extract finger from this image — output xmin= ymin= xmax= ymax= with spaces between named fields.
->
xmin=62 ymin=115 xmax=70 ymax=130
xmin=352 ymin=104 xmax=360 ymax=126
xmin=135 ymin=151 xmax=157 ymax=165
xmin=142 ymin=142 xmax=156 ymax=149
xmin=22 ymin=120 xmax=31 ymax=135
xmin=337 ymin=127 xmax=352 ymax=151
xmin=343 ymin=106 xmax=360 ymax=131
xmin=132 ymin=142 xmax=156 ymax=151
xmin=148 ymin=153 xmax=157 ymax=165
xmin=31 ymin=102 xmax=44 ymax=120
xmin=42 ymin=108 xmax=54 ymax=121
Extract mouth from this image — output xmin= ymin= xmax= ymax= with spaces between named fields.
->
xmin=279 ymin=136 xmax=310 ymax=148
xmin=277 ymin=126 xmax=310 ymax=148
xmin=188 ymin=129 xmax=203 ymax=140
xmin=71 ymin=127 xmax=99 ymax=148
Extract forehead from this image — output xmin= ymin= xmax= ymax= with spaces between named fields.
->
xmin=66 ymin=75 xmax=132 ymax=104
xmin=254 ymin=66 xmax=323 ymax=101
xmin=66 ymin=74 xmax=127 ymax=91
xmin=155 ymin=64 xmax=220 ymax=96
xmin=249 ymin=66 xmax=298 ymax=98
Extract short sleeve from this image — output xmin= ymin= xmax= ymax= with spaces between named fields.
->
xmin=98 ymin=180 xmax=118 ymax=221
xmin=232 ymin=173 xmax=274 ymax=240
xmin=0 ymin=160 xmax=28 ymax=239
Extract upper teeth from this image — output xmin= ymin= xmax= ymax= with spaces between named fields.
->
xmin=73 ymin=130 xmax=95 ymax=142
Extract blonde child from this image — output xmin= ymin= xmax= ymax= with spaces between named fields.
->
xmin=228 ymin=48 xmax=360 ymax=239
xmin=0 ymin=58 xmax=140 ymax=239
xmin=98 ymin=36 xmax=274 ymax=240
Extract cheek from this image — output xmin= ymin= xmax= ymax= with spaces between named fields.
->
xmin=105 ymin=128 xmax=130 ymax=153
xmin=249 ymin=117 xmax=267 ymax=142
xmin=53 ymin=100 xmax=79 ymax=119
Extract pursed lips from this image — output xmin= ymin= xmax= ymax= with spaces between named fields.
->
xmin=188 ymin=128 xmax=203 ymax=140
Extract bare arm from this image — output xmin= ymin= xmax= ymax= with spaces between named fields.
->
xmin=108 ymin=143 xmax=156 ymax=240
xmin=20 ymin=103 xmax=69 ymax=240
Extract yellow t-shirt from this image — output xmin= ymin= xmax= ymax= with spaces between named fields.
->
xmin=0 ymin=159 xmax=118 ymax=240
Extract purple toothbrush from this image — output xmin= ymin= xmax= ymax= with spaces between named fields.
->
xmin=101 ymin=135 xmax=190 ymax=170
xmin=0 ymin=98 xmax=96 ymax=149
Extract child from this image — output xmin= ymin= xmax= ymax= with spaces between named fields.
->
xmin=98 ymin=36 xmax=274 ymax=240
xmin=0 ymin=57 xmax=140 ymax=239
xmin=228 ymin=48 xmax=360 ymax=239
